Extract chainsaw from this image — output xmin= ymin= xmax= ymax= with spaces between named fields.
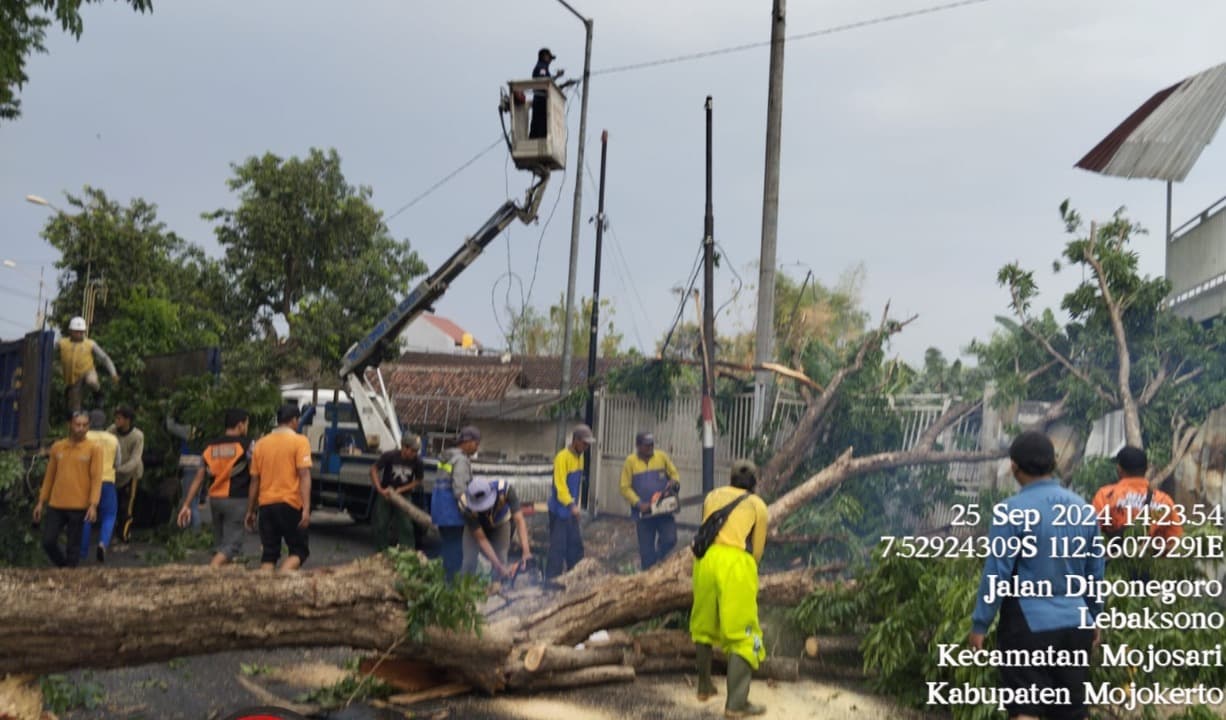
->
xmin=642 ymin=485 xmax=680 ymax=516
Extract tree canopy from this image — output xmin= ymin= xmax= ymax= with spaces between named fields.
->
xmin=1 ymin=0 xmax=152 ymax=121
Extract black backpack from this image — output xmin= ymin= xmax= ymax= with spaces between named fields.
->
xmin=691 ymin=493 xmax=751 ymax=559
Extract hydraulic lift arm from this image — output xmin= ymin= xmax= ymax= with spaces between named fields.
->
xmin=337 ymin=175 xmax=551 ymax=451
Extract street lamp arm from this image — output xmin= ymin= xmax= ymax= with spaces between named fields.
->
xmin=25 ymin=194 xmax=64 ymax=214
xmin=554 ymin=0 xmax=589 ymax=23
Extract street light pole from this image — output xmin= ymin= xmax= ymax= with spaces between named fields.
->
xmin=2 ymin=259 xmax=45 ymax=328
xmin=27 ymin=193 xmax=93 ymax=323
xmin=555 ymin=0 xmax=593 ymax=445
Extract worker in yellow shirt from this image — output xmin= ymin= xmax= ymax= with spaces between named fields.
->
xmin=34 ymin=411 xmax=102 ymax=567
xmin=79 ymin=410 xmax=121 ymax=563
xmin=691 ymin=459 xmax=769 ymax=717
xmin=545 ymin=424 xmax=593 ymax=579
xmin=619 ymin=431 xmax=681 ymax=569
xmin=57 ymin=316 xmax=118 ymax=411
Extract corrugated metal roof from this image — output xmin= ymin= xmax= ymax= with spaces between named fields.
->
xmin=1076 ymin=62 xmax=1226 ymax=182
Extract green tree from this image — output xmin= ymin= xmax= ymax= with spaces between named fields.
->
xmin=988 ymin=202 xmax=1226 ymax=486
xmin=655 ymin=267 xmax=868 ymax=367
xmin=507 ymin=294 xmax=624 ymax=358
xmin=206 ymin=148 xmax=426 ymax=371
xmin=1 ymin=0 xmax=152 ymax=121
xmin=39 ymin=187 xmax=221 ymax=335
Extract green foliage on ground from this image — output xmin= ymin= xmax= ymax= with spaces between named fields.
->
xmin=297 ymin=666 xmax=393 ymax=708
xmin=0 ymin=451 xmax=46 ymax=566
xmin=793 ymin=524 xmax=1226 ymax=720
xmin=132 ymin=525 xmax=215 ymax=563
xmin=386 ymin=547 xmax=486 ymax=643
xmin=39 ymin=673 xmax=105 ymax=714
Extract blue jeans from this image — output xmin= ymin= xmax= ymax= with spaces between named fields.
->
xmin=438 ymin=526 xmax=464 ymax=583
xmin=636 ymin=513 xmax=677 ymax=570
xmin=81 ymin=483 xmax=119 ymax=557
xmin=546 ymin=513 xmax=584 ymax=579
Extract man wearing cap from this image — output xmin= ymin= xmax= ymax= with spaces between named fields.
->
xmin=546 ymin=424 xmax=592 ymax=579
xmin=245 ymin=403 xmax=313 ymax=572
xmin=691 ymin=459 xmax=769 ymax=716
xmin=530 ymin=47 xmax=562 ymax=139
xmin=432 ymin=426 xmax=479 ymax=582
xmin=620 ymin=431 xmax=681 ymax=570
xmin=969 ymin=431 xmax=1103 ymax=720
xmin=370 ymin=433 xmax=425 ymax=551
xmin=459 ymin=477 xmax=531 ymax=580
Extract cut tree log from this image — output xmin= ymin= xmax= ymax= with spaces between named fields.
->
xmin=518 ymin=665 xmax=635 ymax=690
xmin=383 ymin=490 xmax=441 ymax=545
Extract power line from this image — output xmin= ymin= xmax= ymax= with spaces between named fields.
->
xmin=385 ymin=136 xmax=505 ymax=223
xmin=581 ymin=157 xmax=649 ymax=352
xmin=660 ymin=244 xmax=705 ymax=357
xmin=593 ymin=0 xmax=995 ymax=76
xmin=714 ymin=242 xmax=746 ymax=321
xmin=522 ymin=89 xmax=578 ymax=312
xmin=0 ymin=285 xmax=39 ymax=302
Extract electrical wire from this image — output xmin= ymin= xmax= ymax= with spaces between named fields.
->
xmin=385 ymin=136 xmax=505 ymax=223
xmin=659 ymin=244 xmax=705 ymax=357
xmin=593 ymin=0 xmax=996 ymax=76
xmin=713 ymin=242 xmax=746 ymax=320
xmin=0 ymin=286 xmax=39 ymax=302
xmin=580 ymin=158 xmax=650 ymax=353
xmin=521 ymin=86 xmax=578 ymax=312
xmin=0 ymin=315 xmax=30 ymax=330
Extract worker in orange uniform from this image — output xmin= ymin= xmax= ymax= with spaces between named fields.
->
xmin=1092 ymin=446 xmax=1183 ymax=551
xmin=245 ymin=404 xmax=313 ymax=572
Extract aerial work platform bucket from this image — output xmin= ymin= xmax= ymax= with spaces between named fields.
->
xmin=504 ymin=79 xmax=567 ymax=172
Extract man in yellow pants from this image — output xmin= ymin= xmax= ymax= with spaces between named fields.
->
xmin=691 ymin=459 xmax=769 ymax=718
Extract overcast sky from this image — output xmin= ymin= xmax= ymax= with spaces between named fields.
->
xmin=2 ymin=0 xmax=1225 ymax=366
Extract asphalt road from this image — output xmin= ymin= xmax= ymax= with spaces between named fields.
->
xmin=53 ymin=510 xmax=649 ymax=720
xmin=51 ymin=510 xmax=910 ymax=720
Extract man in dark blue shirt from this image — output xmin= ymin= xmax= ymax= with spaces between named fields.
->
xmin=530 ymin=47 xmax=561 ymax=138
xmin=970 ymin=431 xmax=1103 ymax=720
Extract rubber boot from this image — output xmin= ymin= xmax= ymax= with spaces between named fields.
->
xmin=724 ymin=654 xmax=766 ymax=717
xmin=695 ymin=643 xmax=717 ymax=701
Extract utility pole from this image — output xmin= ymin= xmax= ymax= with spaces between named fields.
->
xmin=582 ymin=129 xmax=609 ymax=511
xmin=751 ymin=0 xmax=786 ymax=434
xmin=557 ymin=0 xmax=593 ymax=447
xmin=701 ymin=97 xmax=716 ymax=495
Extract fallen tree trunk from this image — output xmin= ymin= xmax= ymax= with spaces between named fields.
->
xmin=0 ymin=558 xmax=404 ymax=676
xmin=0 ymin=552 xmax=822 ymax=693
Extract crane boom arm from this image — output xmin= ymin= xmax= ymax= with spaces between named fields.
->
xmin=339 ymin=175 xmax=550 ymax=379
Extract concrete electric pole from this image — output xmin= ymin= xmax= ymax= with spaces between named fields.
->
xmin=751 ymin=0 xmax=786 ymax=434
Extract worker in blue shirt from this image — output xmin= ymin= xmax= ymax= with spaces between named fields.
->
xmin=969 ymin=431 xmax=1104 ymax=720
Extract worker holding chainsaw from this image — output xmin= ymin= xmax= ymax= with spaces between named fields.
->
xmin=619 ymin=431 xmax=681 ymax=570
xmin=458 ymin=477 xmax=532 ymax=581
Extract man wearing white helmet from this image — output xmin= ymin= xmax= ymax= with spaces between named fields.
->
xmin=57 ymin=316 xmax=119 ymax=411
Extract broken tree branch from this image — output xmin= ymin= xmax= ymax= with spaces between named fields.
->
xmin=760 ymin=303 xmax=912 ymax=497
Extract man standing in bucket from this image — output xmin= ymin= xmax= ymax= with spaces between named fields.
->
xmin=691 ymin=459 xmax=769 ymax=717
xmin=620 ymin=431 xmax=681 ymax=570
